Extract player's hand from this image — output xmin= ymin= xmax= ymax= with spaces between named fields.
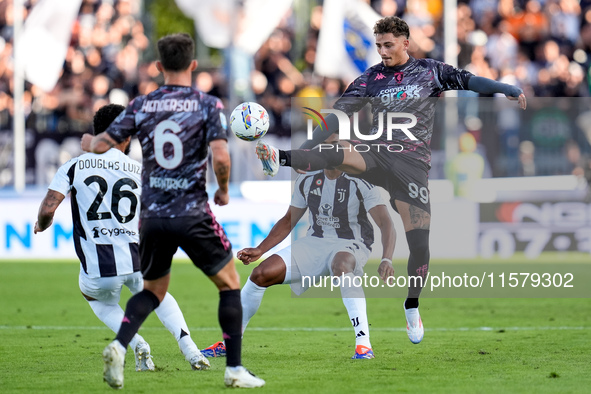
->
xmin=80 ymin=133 xmax=94 ymax=152
xmin=377 ymin=259 xmax=394 ymax=283
xmin=33 ymin=221 xmax=48 ymax=234
xmin=506 ymin=91 xmax=527 ymax=110
xmin=214 ymin=189 xmax=229 ymax=206
xmin=517 ymin=93 xmax=527 ymax=110
xmin=237 ymin=248 xmax=263 ymax=265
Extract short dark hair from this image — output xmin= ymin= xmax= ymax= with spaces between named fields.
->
xmin=373 ymin=16 xmax=410 ymax=39
xmin=93 ymin=104 xmax=125 ymax=135
xmin=157 ymin=33 xmax=195 ymax=71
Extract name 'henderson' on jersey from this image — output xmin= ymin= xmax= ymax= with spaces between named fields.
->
xmin=333 ymin=56 xmax=473 ymax=167
xmin=105 ymin=85 xmax=228 ymax=219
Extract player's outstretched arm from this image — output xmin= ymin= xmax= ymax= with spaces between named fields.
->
xmin=237 ymin=206 xmax=307 ymax=265
xmin=34 ymin=190 xmax=65 ymax=234
xmin=210 ymin=139 xmax=231 ymax=206
xmin=369 ymin=204 xmax=396 ymax=281
xmin=467 ymin=76 xmax=527 ymax=110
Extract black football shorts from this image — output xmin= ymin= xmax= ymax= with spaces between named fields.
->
xmin=139 ymin=216 xmax=233 ymax=280
xmin=355 ymin=145 xmax=431 ymax=214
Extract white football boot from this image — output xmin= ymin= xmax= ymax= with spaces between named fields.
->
xmin=256 ymin=140 xmax=280 ymax=177
xmin=188 ymin=351 xmax=211 ymax=370
xmin=103 ymin=340 xmax=126 ymax=389
xmin=224 ymin=366 xmax=266 ymax=388
xmin=404 ymin=306 xmax=424 ymax=344
xmin=134 ymin=341 xmax=155 ymax=371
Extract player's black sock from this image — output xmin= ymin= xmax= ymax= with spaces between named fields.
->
xmin=405 ymin=229 xmax=430 ymax=309
xmin=405 ymin=298 xmax=419 ymax=309
xmin=218 ymin=289 xmax=242 ymax=367
xmin=279 ymin=150 xmax=291 ymax=166
xmin=282 ymin=148 xmax=345 ymax=171
xmin=115 ymin=289 xmax=160 ymax=349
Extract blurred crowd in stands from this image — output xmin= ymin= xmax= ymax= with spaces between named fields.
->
xmin=1 ymin=0 xmax=591 ymax=188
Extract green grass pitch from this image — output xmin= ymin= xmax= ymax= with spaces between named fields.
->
xmin=1 ymin=260 xmax=590 ymax=393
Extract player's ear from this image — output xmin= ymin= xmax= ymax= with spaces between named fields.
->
xmin=189 ymin=59 xmax=198 ymax=71
xmin=155 ymin=61 xmax=164 ymax=73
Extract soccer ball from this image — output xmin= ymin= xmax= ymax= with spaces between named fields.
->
xmin=230 ymin=102 xmax=270 ymax=141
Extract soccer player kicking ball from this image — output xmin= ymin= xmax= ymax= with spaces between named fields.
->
xmin=204 ymin=136 xmax=395 ymax=360
xmin=256 ymin=16 xmax=527 ymax=345
xmin=82 ymin=34 xmax=264 ymax=389
xmin=35 ymin=104 xmax=208 ymax=374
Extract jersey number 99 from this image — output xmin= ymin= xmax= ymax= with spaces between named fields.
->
xmin=408 ymin=182 xmax=429 ymax=204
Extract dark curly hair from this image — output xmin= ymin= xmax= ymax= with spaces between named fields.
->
xmin=93 ymin=104 xmax=125 ymax=136
xmin=373 ymin=16 xmax=410 ymax=39
xmin=157 ymin=33 xmax=195 ymax=72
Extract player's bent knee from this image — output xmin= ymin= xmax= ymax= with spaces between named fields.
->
xmin=250 ymin=265 xmax=274 ymax=287
xmin=81 ymin=291 xmax=97 ymax=301
xmin=249 ymin=267 xmax=265 ymax=287
xmin=331 ymin=252 xmax=356 ymax=276
xmin=250 ymin=257 xmax=286 ymax=288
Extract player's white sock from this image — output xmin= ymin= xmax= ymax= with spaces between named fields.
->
xmin=241 ymin=278 xmax=267 ymax=333
xmin=339 ymin=273 xmax=371 ymax=348
xmin=154 ymin=292 xmax=201 ymax=359
xmin=87 ymin=300 xmax=146 ymax=351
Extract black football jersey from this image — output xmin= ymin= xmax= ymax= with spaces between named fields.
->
xmin=106 ymin=85 xmax=228 ymax=219
xmin=333 ymin=56 xmax=473 ymax=166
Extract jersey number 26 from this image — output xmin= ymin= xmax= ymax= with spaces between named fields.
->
xmin=84 ymin=175 xmax=139 ymax=224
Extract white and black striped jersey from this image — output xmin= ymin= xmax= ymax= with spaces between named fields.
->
xmin=49 ymin=149 xmax=142 ymax=278
xmin=292 ymin=171 xmax=384 ymax=250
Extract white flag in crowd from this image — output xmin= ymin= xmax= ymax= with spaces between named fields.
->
xmin=16 ymin=0 xmax=82 ymax=92
xmin=175 ymin=0 xmax=293 ymax=55
xmin=315 ymin=0 xmax=382 ymax=84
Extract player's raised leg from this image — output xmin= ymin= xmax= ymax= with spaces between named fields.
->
xmin=396 ymin=200 xmax=430 ymax=344
xmin=331 ymin=252 xmax=374 ymax=359
xmin=256 ymin=139 xmax=367 ymax=176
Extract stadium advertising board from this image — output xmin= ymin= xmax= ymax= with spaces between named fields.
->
xmin=0 ymin=196 xmax=477 ymax=260
xmin=0 ymin=197 xmax=288 ymax=260
xmin=479 ymin=201 xmax=591 ymax=258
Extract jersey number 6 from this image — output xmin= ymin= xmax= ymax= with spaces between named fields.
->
xmin=154 ymin=120 xmax=183 ymax=169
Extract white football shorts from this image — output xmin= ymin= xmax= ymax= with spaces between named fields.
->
xmin=274 ymin=236 xmax=370 ymax=295
xmin=78 ymin=271 xmax=143 ymax=305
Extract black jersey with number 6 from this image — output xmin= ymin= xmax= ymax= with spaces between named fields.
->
xmin=105 ymin=85 xmax=228 ymax=219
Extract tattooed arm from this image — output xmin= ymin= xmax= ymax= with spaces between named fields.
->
xmin=34 ymin=190 xmax=66 ymax=233
xmin=210 ymin=139 xmax=232 ymax=206
xmin=80 ymin=132 xmax=117 ymax=154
